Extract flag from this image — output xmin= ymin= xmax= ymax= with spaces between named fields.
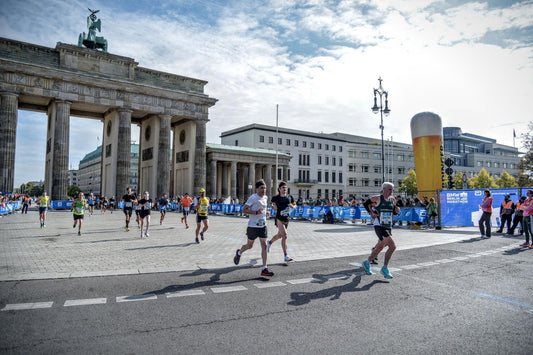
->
xmin=513 ymin=129 xmax=516 ymax=138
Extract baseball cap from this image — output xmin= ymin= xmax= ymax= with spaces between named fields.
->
xmin=200 ymin=188 xmax=206 ymax=193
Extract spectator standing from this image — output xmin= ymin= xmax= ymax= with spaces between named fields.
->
xmin=479 ymin=189 xmax=493 ymax=239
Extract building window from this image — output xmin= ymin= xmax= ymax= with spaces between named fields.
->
xmin=339 ymin=146 xmax=343 ymax=152
xmin=325 ymin=144 xmax=329 ymax=150
xmin=325 ymin=189 xmax=329 ymax=199
xmin=325 ymin=171 xmax=329 ymax=183
xmin=317 ymin=189 xmax=322 ymax=198
xmin=397 ymin=155 xmax=404 ymax=161
xmin=398 ymin=167 xmax=405 ymax=175
xmin=339 ymin=172 xmax=343 ymax=184
xmin=477 ymin=161 xmax=483 ymax=167
xmin=332 ymin=145 xmax=336 ymax=151
xmin=349 ymin=164 xmax=356 ymax=172
xmin=332 ymin=157 xmax=336 ymax=166
xmin=318 ymin=143 xmax=322 ymax=149
xmin=362 ymin=152 xmax=369 ymax=158
xmin=487 ymin=161 xmax=491 ymax=168
xmin=295 ymin=140 xmax=299 ymax=147
xmin=332 ymin=172 xmax=336 ymax=183
xmin=318 ymin=155 xmax=322 ymax=165
xmin=349 ymin=150 xmax=356 ymax=158
xmin=374 ymin=166 xmax=381 ymax=174
xmin=303 ymin=141 xmax=307 ymax=148
xmin=278 ymin=138 xmax=282 ymax=145
xmin=349 ymin=178 xmax=357 ymax=186
xmin=373 ymin=152 xmax=381 ymax=159
xmin=325 ymin=156 xmax=329 ymax=165
xmin=259 ymin=135 xmax=265 ymax=143
xmin=374 ymin=180 xmax=380 ymax=187
xmin=362 ymin=165 xmax=369 ymax=173
xmin=268 ymin=136 xmax=273 ymax=144
xmin=317 ymin=171 xmax=322 ymax=182
xmin=286 ymin=139 xmax=291 ymax=146
xmin=311 ymin=142 xmax=315 ymax=148
xmin=362 ymin=179 xmax=369 ymax=187
xmin=234 ymin=140 xmax=238 ymax=146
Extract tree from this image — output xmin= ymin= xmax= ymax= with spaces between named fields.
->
xmin=518 ymin=121 xmax=533 ymax=176
xmin=399 ymin=169 xmax=418 ymax=197
xmin=452 ymin=172 xmax=466 ymax=190
xmin=27 ymin=184 xmax=44 ymax=197
xmin=67 ymin=185 xmax=81 ymax=198
xmin=468 ymin=168 xmax=498 ymax=189
xmin=517 ymin=173 xmax=533 ymax=187
xmin=495 ymin=170 xmax=518 ymax=188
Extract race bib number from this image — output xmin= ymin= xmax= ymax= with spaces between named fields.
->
xmin=144 ymin=203 xmax=151 ymax=210
xmin=200 ymin=205 xmax=208 ymax=212
xmin=75 ymin=207 xmax=83 ymax=214
xmin=184 ymin=207 xmax=190 ymax=212
xmin=256 ymin=215 xmax=266 ymax=226
xmin=125 ymin=202 xmax=133 ymax=208
xmin=280 ymin=207 xmax=291 ymax=217
xmin=380 ymin=211 xmax=393 ymax=224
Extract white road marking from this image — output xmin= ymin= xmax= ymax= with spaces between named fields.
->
xmin=451 ymin=256 xmax=469 ymax=261
xmin=254 ymin=281 xmax=286 ymax=288
xmin=287 ymin=278 xmax=318 ymax=284
xmin=64 ymin=298 xmax=107 ymax=307
xmin=435 ymin=259 xmax=455 ymax=263
xmin=211 ymin=286 xmax=247 ymax=293
xmin=166 ymin=289 xmax=206 ymax=298
xmin=116 ymin=294 xmax=158 ymax=302
xmin=399 ymin=264 xmax=421 ymax=270
xmin=2 ymin=302 xmax=53 ymax=311
xmin=417 ymin=262 xmax=439 ymax=267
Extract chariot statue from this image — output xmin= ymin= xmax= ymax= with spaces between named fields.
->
xmin=78 ymin=8 xmax=108 ymax=52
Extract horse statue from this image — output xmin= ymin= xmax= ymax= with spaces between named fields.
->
xmin=78 ymin=8 xmax=108 ymax=52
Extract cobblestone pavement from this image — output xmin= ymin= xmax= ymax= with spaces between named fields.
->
xmin=0 ymin=208 xmax=481 ymax=281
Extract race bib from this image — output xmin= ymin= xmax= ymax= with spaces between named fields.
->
xmin=75 ymin=207 xmax=83 ymax=213
xmin=256 ymin=215 xmax=266 ymax=226
xmin=184 ymin=207 xmax=190 ymax=212
xmin=144 ymin=203 xmax=152 ymax=210
xmin=200 ymin=205 xmax=208 ymax=212
xmin=280 ymin=207 xmax=291 ymax=216
xmin=125 ymin=202 xmax=132 ymax=208
xmin=380 ymin=211 xmax=393 ymax=224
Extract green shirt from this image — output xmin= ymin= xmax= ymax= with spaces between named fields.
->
xmin=73 ymin=199 xmax=85 ymax=215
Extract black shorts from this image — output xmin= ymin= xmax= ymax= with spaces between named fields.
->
xmin=196 ymin=215 xmax=208 ymax=223
xmin=247 ymin=226 xmax=268 ymax=240
xmin=374 ymin=226 xmax=392 ymax=241
xmin=73 ymin=214 xmax=84 ymax=220
xmin=139 ymin=211 xmax=151 ymax=219
xmin=123 ymin=208 xmax=133 ymax=217
xmin=275 ymin=218 xmax=289 ymax=228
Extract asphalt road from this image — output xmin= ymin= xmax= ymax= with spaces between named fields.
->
xmin=1 ymin=235 xmax=532 ymax=354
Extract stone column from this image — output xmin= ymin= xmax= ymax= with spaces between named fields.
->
xmin=157 ymin=115 xmax=171 ymax=197
xmin=209 ymin=159 xmax=217 ymax=198
xmin=231 ymin=161 xmax=237 ymax=200
xmin=238 ymin=165 xmax=245 ymax=201
xmin=248 ymin=162 xmax=255 ymax=196
xmin=0 ymin=92 xmax=18 ymax=193
xmin=194 ymin=120 xmax=207 ymax=195
xmin=51 ymin=100 xmax=70 ymax=200
xmin=116 ymin=109 xmax=132 ymax=195
xmin=266 ymin=164 xmax=272 ymax=197
xmin=221 ymin=162 xmax=228 ymax=197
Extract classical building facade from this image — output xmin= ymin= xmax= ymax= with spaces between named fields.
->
xmin=221 ymin=124 xmax=415 ymax=199
xmin=0 ymin=37 xmax=217 ymax=200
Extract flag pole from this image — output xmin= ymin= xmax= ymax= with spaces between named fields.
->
xmin=275 ymin=104 xmax=279 ymax=192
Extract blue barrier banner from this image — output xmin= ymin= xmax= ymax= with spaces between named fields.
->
xmin=51 ymin=200 xmax=73 ymax=209
xmin=440 ymin=188 xmax=522 ymax=227
xmin=0 ymin=201 xmax=19 ymax=214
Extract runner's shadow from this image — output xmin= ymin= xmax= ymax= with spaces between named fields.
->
xmin=288 ymin=274 xmax=388 ymax=306
xmin=459 ymin=237 xmax=485 ymax=243
xmin=145 ymin=266 xmax=259 ymax=295
xmin=503 ymin=247 xmax=530 ymax=255
xmin=125 ymin=242 xmax=196 ymax=250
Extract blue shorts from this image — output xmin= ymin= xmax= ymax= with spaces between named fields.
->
xmin=39 ymin=207 xmax=48 ymax=214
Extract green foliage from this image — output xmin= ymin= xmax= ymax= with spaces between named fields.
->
xmin=495 ymin=170 xmax=518 ymax=188
xmin=517 ymin=173 xmax=533 ymax=187
xmin=27 ymin=184 xmax=44 ymax=197
xmin=67 ymin=185 xmax=81 ymax=198
xmin=451 ymin=172 xmax=467 ymax=189
xmin=468 ymin=168 xmax=498 ymax=189
xmin=519 ymin=121 xmax=533 ymax=176
xmin=399 ymin=169 xmax=418 ymax=197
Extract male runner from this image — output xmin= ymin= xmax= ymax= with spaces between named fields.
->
xmin=72 ymin=192 xmax=86 ymax=236
xmin=195 ymin=188 xmax=210 ymax=243
xmin=122 ymin=187 xmax=137 ymax=231
xmin=138 ymin=191 xmax=152 ymax=238
xmin=38 ymin=191 xmax=50 ymax=228
xmin=88 ymin=193 xmax=95 ymax=215
xmin=267 ymin=181 xmax=296 ymax=262
xmin=180 ymin=193 xmax=193 ymax=229
xmin=233 ymin=180 xmax=274 ymax=277
xmin=361 ymin=182 xmax=400 ymax=279
xmin=159 ymin=194 xmax=169 ymax=225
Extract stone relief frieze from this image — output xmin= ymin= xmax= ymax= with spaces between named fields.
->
xmin=14 ymin=73 xmax=26 ymax=85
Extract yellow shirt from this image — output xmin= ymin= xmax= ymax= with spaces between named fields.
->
xmin=40 ymin=196 xmax=49 ymax=207
xmin=197 ymin=197 xmax=210 ymax=216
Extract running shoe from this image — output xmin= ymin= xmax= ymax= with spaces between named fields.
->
xmin=160 ymin=220 xmax=162 ymax=225
xmin=381 ymin=266 xmax=393 ymax=279
xmin=181 ymin=217 xmax=184 ymax=223
xmin=186 ymin=225 xmax=189 ymax=229
xmin=145 ymin=232 xmax=149 ymax=237
xmin=267 ymin=240 xmax=272 ymax=253
xmin=140 ymin=231 xmax=144 ymax=238
xmin=362 ymin=260 xmax=372 ymax=275
xmin=520 ymin=242 xmax=530 ymax=247
xmin=77 ymin=231 xmax=81 ymax=236
xmin=529 ymin=244 xmax=533 ymax=249
xmin=126 ymin=227 xmax=130 ymax=232
xmin=284 ymin=255 xmax=294 ymax=262
xmin=261 ymin=268 xmax=274 ymax=277
xmin=195 ymin=237 xmax=200 ymax=244
xmin=73 ymin=223 xmax=76 ymax=229
xmin=200 ymin=232 xmax=204 ymax=241
xmin=233 ymin=249 xmax=241 ymax=265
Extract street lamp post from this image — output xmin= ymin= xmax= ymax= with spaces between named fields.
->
xmin=371 ymin=77 xmax=390 ymax=184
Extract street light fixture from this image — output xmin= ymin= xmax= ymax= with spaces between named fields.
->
xmin=371 ymin=77 xmax=390 ymax=184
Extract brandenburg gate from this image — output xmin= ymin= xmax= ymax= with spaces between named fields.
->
xmin=0 ymin=36 xmax=217 ymax=199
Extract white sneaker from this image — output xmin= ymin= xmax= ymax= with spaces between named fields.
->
xmin=284 ymin=255 xmax=294 ymax=262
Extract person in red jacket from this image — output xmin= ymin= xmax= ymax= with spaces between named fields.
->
xmin=479 ymin=189 xmax=493 ymax=239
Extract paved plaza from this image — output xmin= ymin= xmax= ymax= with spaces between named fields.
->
xmin=0 ymin=208 xmax=486 ymax=281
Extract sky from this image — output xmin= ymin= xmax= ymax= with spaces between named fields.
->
xmin=1 ymin=0 xmax=532 ymax=187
